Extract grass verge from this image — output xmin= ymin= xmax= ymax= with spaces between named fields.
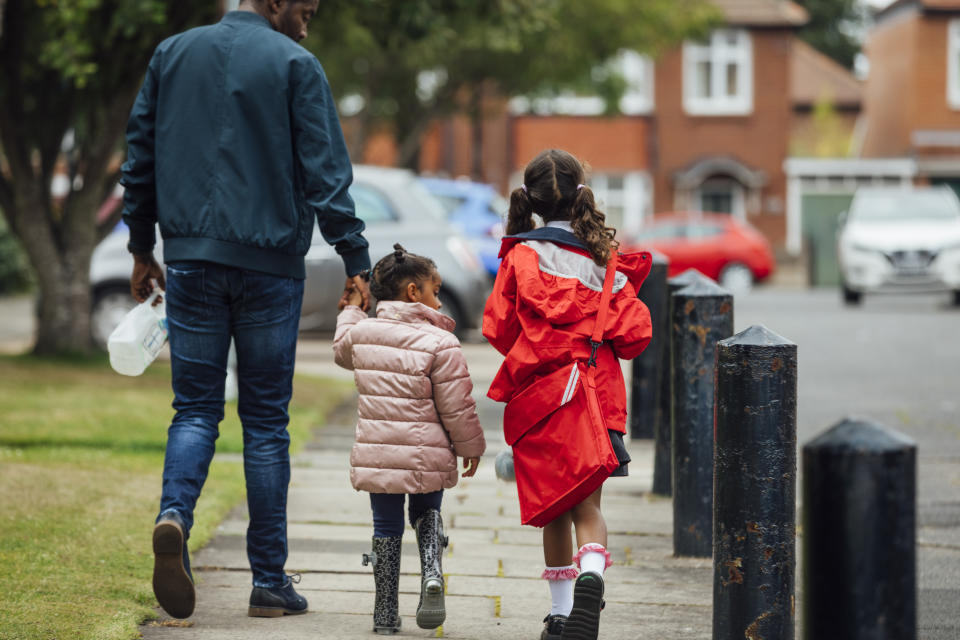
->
xmin=0 ymin=354 xmax=352 ymax=640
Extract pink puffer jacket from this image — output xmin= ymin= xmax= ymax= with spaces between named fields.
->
xmin=333 ymin=301 xmax=486 ymax=494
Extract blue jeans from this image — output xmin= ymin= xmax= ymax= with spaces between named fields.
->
xmin=369 ymin=491 xmax=444 ymax=538
xmin=158 ymin=261 xmax=303 ymax=588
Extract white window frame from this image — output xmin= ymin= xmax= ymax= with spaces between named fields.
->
xmin=949 ymin=19 xmax=960 ymax=110
xmin=683 ymin=29 xmax=753 ymax=116
xmin=616 ymin=50 xmax=655 ymax=115
xmin=590 ymin=171 xmax=652 ymax=238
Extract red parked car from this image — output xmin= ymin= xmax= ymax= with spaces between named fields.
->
xmin=625 ymin=213 xmax=775 ymax=292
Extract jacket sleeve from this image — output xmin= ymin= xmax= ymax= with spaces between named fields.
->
xmin=290 ymin=55 xmax=370 ymax=277
xmin=430 ymin=342 xmax=486 ymax=458
xmin=482 ymin=251 xmax=520 ymax=356
xmin=608 ymin=285 xmax=652 ymax=361
xmin=332 ymin=306 xmax=367 ymax=370
xmin=120 ymin=49 xmax=161 ymax=254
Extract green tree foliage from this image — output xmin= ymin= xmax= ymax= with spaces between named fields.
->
xmin=795 ymin=0 xmax=865 ymax=70
xmin=305 ymin=0 xmax=718 ymax=169
xmin=0 ymin=0 xmax=218 ymax=354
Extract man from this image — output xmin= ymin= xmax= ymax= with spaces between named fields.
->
xmin=121 ymin=0 xmax=370 ymax=620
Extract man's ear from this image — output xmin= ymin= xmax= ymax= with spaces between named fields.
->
xmin=266 ymin=0 xmax=283 ymax=15
xmin=405 ymin=281 xmax=421 ymax=303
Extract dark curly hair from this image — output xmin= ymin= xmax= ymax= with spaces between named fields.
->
xmin=369 ymin=243 xmax=437 ymax=301
xmin=506 ymin=148 xmax=618 ymax=266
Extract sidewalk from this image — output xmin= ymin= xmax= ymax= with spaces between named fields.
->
xmin=140 ymin=399 xmax=713 ymax=640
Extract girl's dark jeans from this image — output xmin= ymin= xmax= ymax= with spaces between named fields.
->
xmin=369 ymin=491 xmax=443 ymax=538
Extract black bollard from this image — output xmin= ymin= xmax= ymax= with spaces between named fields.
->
xmin=629 ymin=252 xmax=669 ymax=440
xmin=652 ymin=268 xmax=710 ymax=496
xmin=802 ymin=418 xmax=917 ymax=640
xmin=713 ymin=325 xmax=797 ymax=640
xmin=671 ymin=277 xmax=732 ymax=557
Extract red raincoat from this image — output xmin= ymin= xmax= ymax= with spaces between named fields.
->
xmin=483 ymin=228 xmax=653 ymax=432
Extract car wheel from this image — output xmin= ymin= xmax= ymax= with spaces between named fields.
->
xmin=438 ymin=290 xmax=467 ymax=339
xmin=718 ymin=262 xmax=754 ymax=294
xmin=91 ymin=285 xmax=136 ymax=350
xmin=842 ymin=284 xmax=862 ymax=306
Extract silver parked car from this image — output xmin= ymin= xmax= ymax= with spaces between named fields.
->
xmin=90 ymin=165 xmax=492 ymax=348
xmin=837 ymin=186 xmax=960 ymax=305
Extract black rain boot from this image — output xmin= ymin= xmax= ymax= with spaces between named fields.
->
xmin=413 ymin=509 xmax=448 ymax=629
xmin=363 ymin=536 xmax=402 ymax=635
xmin=560 ymin=571 xmax=605 ymax=640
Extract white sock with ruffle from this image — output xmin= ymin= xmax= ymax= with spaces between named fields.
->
xmin=542 ymin=564 xmax=578 ymax=616
xmin=574 ymin=543 xmax=613 ymax=576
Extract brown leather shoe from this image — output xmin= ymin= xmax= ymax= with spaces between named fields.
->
xmin=152 ymin=513 xmax=195 ymax=619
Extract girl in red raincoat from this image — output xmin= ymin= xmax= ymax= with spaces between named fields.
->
xmin=483 ymin=149 xmax=652 ymax=640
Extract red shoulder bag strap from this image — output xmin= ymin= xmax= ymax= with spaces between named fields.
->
xmin=587 ymin=251 xmax=619 ymax=368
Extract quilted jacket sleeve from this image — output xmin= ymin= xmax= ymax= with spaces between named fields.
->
xmin=332 ymin=306 xmax=367 ymax=371
xmin=430 ymin=341 xmax=486 ymax=458
xmin=482 ymin=250 xmax=520 ymax=356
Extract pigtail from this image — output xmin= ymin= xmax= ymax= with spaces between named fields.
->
xmin=505 ymin=186 xmax=536 ymax=236
xmin=570 ymin=185 xmax=618 ymax=267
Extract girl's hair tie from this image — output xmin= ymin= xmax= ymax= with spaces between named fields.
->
xmin=576 ymin=184 xmax=585 ymax=191
xmin=521 ymin=184 xmax=528 ymax=193
xmin=392 ymin=243 xmax=406 ymax=262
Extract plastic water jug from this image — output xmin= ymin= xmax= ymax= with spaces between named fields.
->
xmin=107 ymin=286 xmax=168 ymax=376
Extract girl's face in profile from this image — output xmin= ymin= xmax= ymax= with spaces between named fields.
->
xmin=405 ymin=272 xmax=443 ymax=311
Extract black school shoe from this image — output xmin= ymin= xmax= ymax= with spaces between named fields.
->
xmin=248 ymin=574 xmax=308 ymax=617
xmin=541 ymin=613 xmax=567 ymax=639
xmin=152 ymin=512 xmax=195 ymax=619
xmin=560 ymin=571 xmax=605 ymax=640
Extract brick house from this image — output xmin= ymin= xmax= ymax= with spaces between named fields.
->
xmin=861 ymin=0 xmax=960 ymax=194
xmin=420 ymin=0 xmax=812 ymax=250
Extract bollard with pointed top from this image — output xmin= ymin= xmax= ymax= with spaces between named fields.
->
xmin=713 ymin=325 xmax=797 ymax=640
xmin=671 ymin=275 xmax=732 ymax=557
xmin=629 ymin=252 xmax=669 ymax=440
xmin=802 ymin=418 xmax=917 ymax=640
xmin=653 ymin=268 xmax=712 ymax=496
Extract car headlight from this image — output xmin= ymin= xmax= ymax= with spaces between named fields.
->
xmin=446 ymin=235 xmax=483 ymax=274
xmin=849 ymin=243 xmax=881 ymax=254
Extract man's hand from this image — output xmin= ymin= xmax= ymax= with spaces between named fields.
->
xmin=130 ymin=253 xmax=165 ymax=304
xmin=461 ymin=457 xmax=480 ymax=478
xmin=340 ymin=274 xmax=371 ymax=311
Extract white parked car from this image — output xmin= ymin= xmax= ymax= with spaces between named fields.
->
xmin=837 ymin=186 xmax=960 ymax=305
xmin=90 ymin=165 xmax=492 ymax=348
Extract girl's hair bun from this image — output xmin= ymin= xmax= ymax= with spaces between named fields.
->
xmin=370 ymin=243 xmax=436 ymax=301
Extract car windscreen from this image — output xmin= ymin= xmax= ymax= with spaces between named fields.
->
xmin=850 ymin=190 xmax=960 ymax=223
xmin=406 ymin=180 xmax=450 ymax=224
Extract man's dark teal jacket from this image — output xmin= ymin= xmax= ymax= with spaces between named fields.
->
xmin=121 ymin=11 xmax=369 ymax=279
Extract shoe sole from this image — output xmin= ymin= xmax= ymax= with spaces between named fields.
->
xmin=374 ymin=618 xmax=402 ymax=635
xmin=248 ymin=606 xmax=308 ymax=618
xmin=152 ymin=521 xmax=195 ymax=619
xmin=560 ymin=573 xmax=604 ymax=640
xmin=415 ymin=578 xmax=445 ymax=629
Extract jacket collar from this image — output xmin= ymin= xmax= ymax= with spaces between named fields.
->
xmin=221 ymin=10 xmax=272 ymax=29
xmin=376 ymin=300 xmax=456 ymax=332
xmin=498 ymin=226 xmax=588 ymax=258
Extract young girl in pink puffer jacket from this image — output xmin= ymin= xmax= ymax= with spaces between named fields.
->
xmin=333 ymin=243 xmax=486 ymax=635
